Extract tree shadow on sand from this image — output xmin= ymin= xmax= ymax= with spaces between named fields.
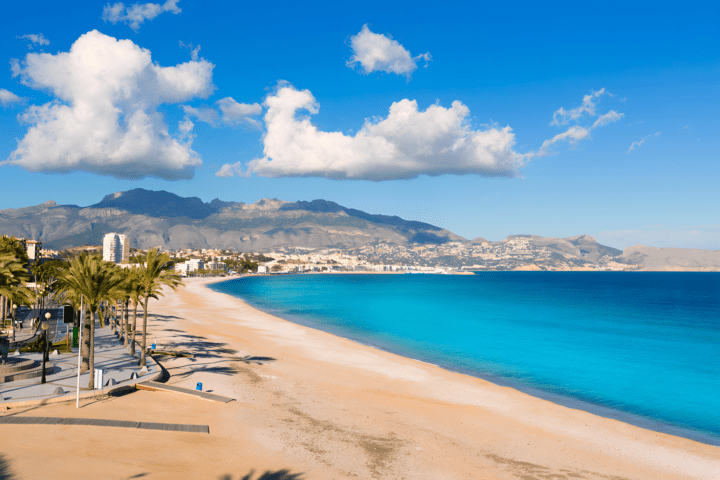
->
xmin=218 ymin=470 xmax=303 ymax=480
xmin=0 ymin=454 xmax=16 ymax=480
xmin=237 ymin=356 xmax=276 ymax=365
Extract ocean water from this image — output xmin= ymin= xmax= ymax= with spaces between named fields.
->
xmin=209 ymin=272 xmax=720 ymax=445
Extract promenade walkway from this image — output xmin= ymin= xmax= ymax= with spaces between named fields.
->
xmin=1 ymin=323 xmax=161 ymax=407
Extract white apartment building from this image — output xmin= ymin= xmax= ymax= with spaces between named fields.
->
xmin=102 ymin=233 xmax=129 ymax=264
xmin=175 ymin=259 xmax=204 ymax=275
xmin=206 ymin=261 xmax=227 ymax=271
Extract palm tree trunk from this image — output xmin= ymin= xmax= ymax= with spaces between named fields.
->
xmin=122 ymin=299 xmax=127 ymax=346
xmin=140 ymin=297 xmax=149 ymax=367
xmin=130 ymin=301 xmax=138 ymax=355
xmin=88 ymin=310 xmax=95 ymax=389
xmin=80 ymin=308 xmax=92 ymax=373
xmin=98 ymin=303 xmax=105 ymax=328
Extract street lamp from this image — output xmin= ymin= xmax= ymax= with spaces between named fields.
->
xmin=12 ymin=304 xmax=17 ymax=342
xmin=40 ymin=313 xmax=50 ymax=384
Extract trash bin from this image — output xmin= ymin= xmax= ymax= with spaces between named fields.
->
xmin=196 ymin=382 xmax=202 ymax=391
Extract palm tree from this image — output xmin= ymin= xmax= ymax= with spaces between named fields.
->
xmin=0 ymin=253 xmax=32 ymax=327
xmin=123 ymin=268 xmax=145 ymax=354
xmin=111 ymin=268 xmax=137 ymax=347
xmin=54 ymin=253 xmax=123 ymax=389
xmin=137 ymin=248 xmax=182 ymax=367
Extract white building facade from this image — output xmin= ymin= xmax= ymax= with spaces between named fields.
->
xmin=206 ymin=261 xmax=227 ymax=271
xmin=175 ymin=259 xmax=205 ymax=276
xmin=102 ymin=233 xmax=129 ymax=264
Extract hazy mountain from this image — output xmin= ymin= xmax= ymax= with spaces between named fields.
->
xmin=622 ymin=246 xmax=720 ymax=271
xmin=90 ymin=189 xmax=220 ymax=219
xmin=0 ymin=189 xmax=464 ymax=252
xmin=1 ymin=189 xmax=716 ymax=271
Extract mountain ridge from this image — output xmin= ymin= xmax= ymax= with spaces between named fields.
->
xmin=1 ymin=189 xmax=717 ymax=271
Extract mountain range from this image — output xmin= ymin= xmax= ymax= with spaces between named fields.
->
xmin=0 ymin=189 xmax=463 ymax=252
xmin=1 ymin=188 xmax=718 ymax=271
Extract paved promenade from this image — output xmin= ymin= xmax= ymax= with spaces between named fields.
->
xmin=1 ymin=323 xmax=161 ymax=407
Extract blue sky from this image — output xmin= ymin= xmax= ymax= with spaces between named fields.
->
xmin=1 ymin=0 xmax=718 ymax=249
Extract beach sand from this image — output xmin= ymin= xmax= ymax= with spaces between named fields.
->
xmin=1 ymin=277 xmax=718 ymax=479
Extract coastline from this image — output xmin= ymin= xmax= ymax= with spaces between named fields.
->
xmin=191 ymin=276 xmax=718 ymax=478
xmin=1 ymin=276 xmax=717 ymax=479
xmin=211 ymin=274 xmax=720 ymax=447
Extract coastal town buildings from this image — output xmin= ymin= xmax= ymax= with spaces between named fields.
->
xmin=174 ymin=258 xmax=205 ymax=276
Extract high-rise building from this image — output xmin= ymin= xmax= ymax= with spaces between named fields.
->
xmin=102 ymin=233 xmax=129 ymax=264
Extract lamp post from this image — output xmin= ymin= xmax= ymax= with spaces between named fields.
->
xmin=41 ymin=313 xmax=50 ymax=384
xmin=12 ymin=303 xmax=17 ymax=342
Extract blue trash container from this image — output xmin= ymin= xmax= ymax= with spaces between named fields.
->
xmin=151 ymin=343 xmax=156 ymax=350
xmin=196 ymin=382 xmax=202 ymax=391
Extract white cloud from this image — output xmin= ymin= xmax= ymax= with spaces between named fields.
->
xmin=230 ymin=84 xmax=522 ymax=181
xmin=627 ymin=131 xmax=660 ymax=154
xmin=181 ymin=105 xmax=218 ymax=125
xmin=347 ymin=24 xmax=431 ymax=78
xmin=536 ymin=89 xmax=623 ymax=156
xmin=0 ymin=89 xmax=22 ymax=107
xmin=179 ymin=41 xmax=201 ymax=61
xmin=3 ymin=30 xmax=214 ymax=180
xmin=102 ymin=0 xmax=181 ymax=32
xmin=592 ymin=110 xmax=623 ymax=128
xmin=17 ymin=34 xmax=50 ymax=47
xmin=215 ymin=162 xmax=242 ymax=178
xmin=182 ymin=97 xmax=262 ymax=128
xmin=551 ymin=88 xmax=605 ymax=126
xmin=217 ymin=97 xmax=262 ymax=126
xmin=538 ymin=126 xmax=590 ymax=152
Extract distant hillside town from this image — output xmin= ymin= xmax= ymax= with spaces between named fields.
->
xmin=2 ymin=189 xmax=720 ymax=272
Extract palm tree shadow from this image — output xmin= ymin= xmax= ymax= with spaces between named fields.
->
xmin=219 ymin=470 xmax=304 ymax=480
xmin=0 ymin=454 xmax=17 ymax=480
xmin=238 ymin=356 xmax=276 ymax=365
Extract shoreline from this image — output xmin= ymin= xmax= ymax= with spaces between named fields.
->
xmin=186 ymin=276 xmax=719 ymax=478
xmin=208 ymin=274 xmax=720 ymax=447
xmin=2 ymin=276 xmax=718 ymax=479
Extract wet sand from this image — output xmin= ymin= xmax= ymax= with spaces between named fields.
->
xmin=1 ymin=277 xmax=718 ymax=480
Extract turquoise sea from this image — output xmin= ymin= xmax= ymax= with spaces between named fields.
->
xmin=209 ymin=272 xmax=720 ymax=445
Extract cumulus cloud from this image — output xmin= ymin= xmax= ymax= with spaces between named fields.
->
xmin=102 ymin=0 xmax=181 ymax=32
xmin=181 ymin=105 xmax=218 ymax=124
xmin=536 ymin=89 xmax=623 ymax=156
xmin=224 ymin=84 xmax=522 ymax=181
xmin=627 ymin=131 xmax=660 ymax=154
xmin=215 ymin=161 xmax=242 ymax=178
xmin=182 ymin=97 xmax=262 ymax=128
xmin=3 ymin=30 xmax=214 ymax=180
xmin=347 ymin=24 xmax=431 ymax=78
xmin=0 ymin=89 xmax=22 ymax=107
xmin=17 ymin=34 xmax=50 ymax=47
xmin=217 ymin=97 xmax=262 ymax=124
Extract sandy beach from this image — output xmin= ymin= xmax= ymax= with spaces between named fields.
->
xmin=1 ymin=276 xmax=718 ymax=480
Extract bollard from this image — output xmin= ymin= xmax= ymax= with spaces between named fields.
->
xmin=196 ymin=382 xmax=202 ymax=391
